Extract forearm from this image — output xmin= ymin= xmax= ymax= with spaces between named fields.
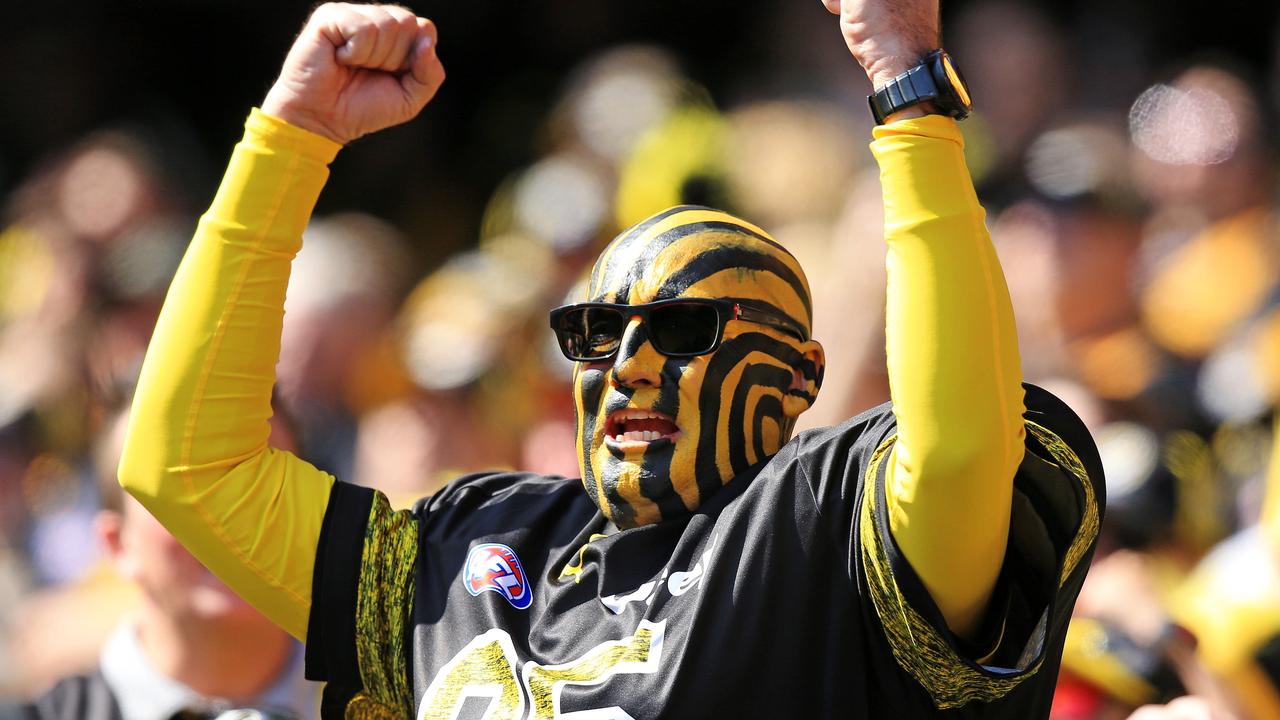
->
xmin=874 ymin=115 xmax=1025 ymax=637
xmin=118 ymin=110 xmax=341 ymax=639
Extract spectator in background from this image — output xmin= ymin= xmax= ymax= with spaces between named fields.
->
xmin=1135 ymin=64 xmax=1278 ymax=393
xmin=951 ymin=0 xmax=1070 ymax=207
xmin=277 ymin=212 xmax=417 ymax=482
xmin=0 ymin=124 xmax=197 ymax=689
xmin=1 ymin=408 xmax=317 ymax=719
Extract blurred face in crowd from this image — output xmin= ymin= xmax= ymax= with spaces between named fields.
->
xmin=569 ymin=206 xmax=824 ymax=528
xmin=96 ymin=411 xmax=299 ymax=625
xmin=102 ymin=496 xmax=263 ymax=622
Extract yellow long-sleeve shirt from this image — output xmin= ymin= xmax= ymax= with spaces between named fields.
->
xmin=874 ymin=116 xmax=1025 ymax=636
xmin=120 ymin=110 xmax=340 ymax=640
xmin=119 ymin=110 xmax=1022 ymax=647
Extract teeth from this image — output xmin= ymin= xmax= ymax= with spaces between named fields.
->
xmin=610 ymin=408 xmax=678 ymax=444
xmin=612 ymin=430 xmax=666 ymax=443
xmin=618 ymin=409 xmax=663 ymax=421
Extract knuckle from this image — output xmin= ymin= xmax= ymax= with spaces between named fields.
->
xmin=369 ymin=6 xmax=399 ymax=29
xmin=383 ymin=4 xmax=414 ymax=21
xmin=318 ymin=2 xmax=352 ymax=19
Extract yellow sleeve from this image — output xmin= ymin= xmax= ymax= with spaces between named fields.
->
xmin=871 ymin=115 xmax=1026 ymax=638
xmin=118 ymin=109 xmax=343 ymax=640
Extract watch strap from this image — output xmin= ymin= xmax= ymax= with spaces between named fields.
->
xmin=868 ymin=63 xmax=941 ymax=125
xmin=868 ymin=50 xmax=972 ymax=125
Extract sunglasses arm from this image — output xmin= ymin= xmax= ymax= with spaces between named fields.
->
xmin=733 ymin=303 xmax=808 ymax=342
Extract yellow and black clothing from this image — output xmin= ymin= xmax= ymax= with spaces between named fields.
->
xmin=120 ymin=111 xmax=1103 ymax=717
xmin=307 ymin=383 xmax=1098 ymax=717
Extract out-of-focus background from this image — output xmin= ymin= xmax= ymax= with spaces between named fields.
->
xmin=3 ymin=0 xmax=1280 ymax=715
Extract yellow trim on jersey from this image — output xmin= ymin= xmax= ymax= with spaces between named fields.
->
xmin=860 ymin=422 xmax=1098 ymax=709
xmin=1025 ymin=422 xmax=1099 ymax=586
xmin=353 ymin=493 xmax=418 ymax=716
xmin=559 ymin=533 xmax=609 ymax=584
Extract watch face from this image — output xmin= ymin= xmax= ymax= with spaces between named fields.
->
xmin=939 ymin=52 xmax=973 ymax=111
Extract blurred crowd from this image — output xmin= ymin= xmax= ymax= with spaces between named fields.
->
xmin=2 ymin=1 xmax=1280 ymax=717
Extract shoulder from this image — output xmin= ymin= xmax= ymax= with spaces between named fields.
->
xmin=417 ymin=471 xmax=583 ymax=512
xmin=788 ymin=400 xmax=898 ymax=471
xmin=411 ymin=471 xmax=597 ymax=541
xmin=415 ymin=471 xmax=589 ymax=520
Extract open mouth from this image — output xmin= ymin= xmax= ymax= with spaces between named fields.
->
xmin=604 ymin=408 xmax=682 ymax=448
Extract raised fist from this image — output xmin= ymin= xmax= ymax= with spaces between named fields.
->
xmin=261 ymin=3 xmax=445 ymax=145
xmin=820 ymin=0 xmax=940 ymax=88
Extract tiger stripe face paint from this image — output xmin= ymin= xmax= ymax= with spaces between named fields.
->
xmin=572 ymin=206 xmax=825 ymax=528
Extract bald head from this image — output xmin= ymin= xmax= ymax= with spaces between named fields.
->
xmin=586 ymin=206 xmax=813 ymax=337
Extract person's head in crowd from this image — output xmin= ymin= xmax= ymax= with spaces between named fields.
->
xmin=1130 ymin=64 xmax=1274 ymax=222
xmin=278 ymin=213 xmax=414 ymax=416
xmin=1132 ymin=64 xmax=1280 ymax=365
xmin=91 ymin=406 xmax=310 ymax=708
xmin=352 ymin=392 xmax=503 ymax=501
xmin=7 ymin=130 xmax=172 ymax=247
xmin=552 ymin=206 xmax=825 ymax=527
xmin=276 ymin=213 xmax=416 ymax=481
xmin=952 ymin=0 xmax=1069 ymax=188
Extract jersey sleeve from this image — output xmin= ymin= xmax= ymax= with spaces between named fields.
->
xmin=872 ymin=114 xmax=1026 ymax=638
xmin=117 ymin=110 xmax=342 ymax=640
xmin=306 ymin=482 xmax=418 ymax=718
xmin=834 ymin=384 xmax=1104 ymax=711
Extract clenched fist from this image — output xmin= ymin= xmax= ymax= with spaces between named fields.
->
xmin=262 ymin=3 xmax=445 ymax=145
xmin=821 ymin=0 xmax=939 ymax=89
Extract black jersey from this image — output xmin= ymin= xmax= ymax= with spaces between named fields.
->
xmin=305 ymin=384 xmax=1103 ymax=719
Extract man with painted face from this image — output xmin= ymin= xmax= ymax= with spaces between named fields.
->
xmin=119 ymin=0 xmax=1104 ymax=718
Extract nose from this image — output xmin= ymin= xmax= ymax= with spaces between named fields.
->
xmin=612 ymin=316 xmax=663 ymax=388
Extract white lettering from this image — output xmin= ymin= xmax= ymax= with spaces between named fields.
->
xmin=600 ymin=581 xmax=655 ymax=615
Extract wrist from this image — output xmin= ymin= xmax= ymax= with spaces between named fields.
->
xmin=880 ymin=101 xmax=941 ymax=124
xmin=849 ymin=31 xmax=938 ymax=87
xmin=261 ymin=90 xmax=348 ymax=146
xmin=245 ymin=109 xmax=344 ymax=164
xmin=864 ymin=52 xmax=932 ymax=90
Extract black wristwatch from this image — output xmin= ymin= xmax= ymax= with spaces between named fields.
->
xmin=867 ymin=49 xmax=973 ymax=125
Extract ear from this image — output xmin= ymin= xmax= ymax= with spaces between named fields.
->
xmin=94 ymin=510 xmax=133 ymax=578
xmin=94 ymin=507 xmax=126 ymax=563
xmin=782 ymin=339 xmax=825 ymax=418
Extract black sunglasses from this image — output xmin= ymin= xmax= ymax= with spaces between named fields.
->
xmin=549 ymin=298 xmax=807 ymax=362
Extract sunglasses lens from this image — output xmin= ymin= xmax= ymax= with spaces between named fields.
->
xmin=650 ymin=302 xmax=721 ymax=355
xmin=557 ymin=307 xmax=625 ymax=360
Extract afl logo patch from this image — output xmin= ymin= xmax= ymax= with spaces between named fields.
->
xmin=463 ymin=543 xmax=533 ymax=609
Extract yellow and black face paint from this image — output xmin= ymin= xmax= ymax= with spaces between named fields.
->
xmin=572 ymin=206 xmax=825 ymax=528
